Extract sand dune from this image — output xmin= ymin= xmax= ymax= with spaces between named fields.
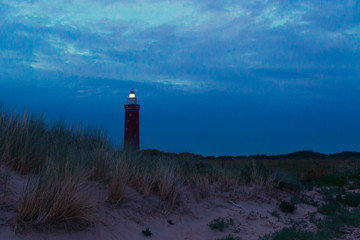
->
xmin=0 ymin=167 xmax=332 ymax=240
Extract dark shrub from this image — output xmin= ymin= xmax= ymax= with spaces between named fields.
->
xmin=208 ymin=217 xmax=234 ymax=232
xmin=279 ymin=200 xmax=295 ymax=213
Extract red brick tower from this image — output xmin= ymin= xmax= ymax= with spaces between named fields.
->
xmin=124 ymin=90 xmax=140 ymax=149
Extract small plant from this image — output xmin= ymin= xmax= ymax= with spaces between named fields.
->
xmin=247 ymin=210 xmax=257 ymax=220
xmin=259 ymin=225 xmax=316 ymax=240
xmin=275 ymin=172 xmax=304 ymax=192
xmin=142 ymin=227 xmax=152 ymax=237
xmin=317 ymin=200 xmax=342 ymax=215
xmin=269 ymin=211 xmax=280 ymax=219
xmin=339 ymin=192 xmax=360 ymax=207
xmin=1 ymin=169 xmax=10 ymax=204
xmin=307 ymin=212 xmax=318 ymax=224
xmin=292 ymin=196 xmax=318 ymax=207
xmin=216 ymin=234 xmax=242 ymax=240
xmin=208 ymin=217 xmax=234 ymax=232
xmin=331 ymin=208 xmax=360 ymax=227
xmin=321 ymin=187 xmax=344 ymax=202
xmin=316 ymin=172 xmax=347 ymax=186
xmin=349 ymin=179 xmax=360 ymax=190
xmin=279 ymin=200 xmax=295 ymax=213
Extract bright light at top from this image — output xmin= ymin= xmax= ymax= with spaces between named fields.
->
xmin=128 ymin=90 xmax=137 ymax=104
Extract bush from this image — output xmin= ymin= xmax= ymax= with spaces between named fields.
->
xmin=317 ymin=200 xmax=342 ymax=215
xmin=321 ymin=187 xmax=344 ymax=202
xmin=292 ymin=196 xmax=318 ymax=207
xmin=339 ymin=192 xmax=360 ymax=207
xmin=259 ymin=225 xmax=316 ymax=240
xmin=279 ymin=200 xmax=295 ymax=213
xmin=349 ymin=179 xmax=360 ymax=190
xmin=269 ymin=211 xmax=280 ymax=219
xmin=275 ymin=172 xmax=304 ymax=192
xmin=216 ymin=234 xmax=241 ymax=240
xmin=208 ymin=217 xmax=234 ymax=232
xmin=335 ymin=208 xmax=360 ymax=227
xmin=317 ymin=173 xmax=347 ymax=187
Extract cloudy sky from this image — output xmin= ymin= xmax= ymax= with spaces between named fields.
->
xmin=0 ymin=0 xmax=359 ymax=156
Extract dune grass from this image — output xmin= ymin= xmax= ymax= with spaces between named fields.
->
xmin=107 ymin=156 xmax=130 ymax=205
xmin=2 ymin=106 xmax=360 ymax=240
xmin=0 ymin=109 xmax=110 ymax=228
xmin=0 ymin=109 xmax=111 ymax=175
xmin=16 ymin=161 xmax=93 ymax=229
xmin=0 ymin=107 xmax=318 ymax=229
xmin=0 ymin=167 xmax=10 ymax=204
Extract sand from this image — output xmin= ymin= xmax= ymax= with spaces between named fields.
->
xmin=0 ymin=168 xmax=348 ymax=240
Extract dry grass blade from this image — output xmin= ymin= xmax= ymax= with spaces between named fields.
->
xmin=16 ymin=162 xmax=94 ymax=229
xmin=108 ymin=159 xmax=130 ymax=204
xmin=155 ymin=164 xmax=181 ymax=209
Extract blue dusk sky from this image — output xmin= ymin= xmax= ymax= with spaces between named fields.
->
xmin=0 ymin=0 xmax=359 ymax=156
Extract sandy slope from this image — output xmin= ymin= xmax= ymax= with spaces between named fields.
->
xmin=0 ymin=168 xmax=331 ymax=240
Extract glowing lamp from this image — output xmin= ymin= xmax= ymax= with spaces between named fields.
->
xmin=128 ymin=90 xmax=137 ymax=104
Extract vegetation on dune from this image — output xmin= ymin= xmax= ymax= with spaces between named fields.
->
xmin=216 ymin=234 xmax=242 ymax=240
xmin=261 ymin=176 xmax=360 ymax=240
xmin=16 ymin=162 xmax=93 ymax=229
xmin=259 ymin=224 xmax=317 ymax=240
xmin=141 ymin=227 xmax=152 ymax=237
xmin=279 ymin=200 xmax=295 ymax=214
xmin=1 ymin=106 xmax=360 ymax=238
xmin=208 ymin=217 xmax=235 ymax=232
xmin=0 ymin=108 xmax=298 ymax=228
xmin=107 ymin=157 xmax=130 ymax=205
xmin=0 ymin=109 xmax=111 ymax=175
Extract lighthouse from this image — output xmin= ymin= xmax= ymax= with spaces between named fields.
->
xmin=124 ymin=90 xmax=140 ymax=149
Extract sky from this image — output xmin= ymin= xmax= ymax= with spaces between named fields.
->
xmin=0 ymin=0 xmax=359 ymax=156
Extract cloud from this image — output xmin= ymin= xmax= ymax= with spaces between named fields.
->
xmin=0 ymin=0 xmax=359 ymax=95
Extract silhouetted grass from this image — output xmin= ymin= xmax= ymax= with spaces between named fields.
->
xmin=0 ymin=109 xmax=111 ymax=175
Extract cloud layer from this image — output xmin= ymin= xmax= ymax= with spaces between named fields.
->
xmin=2 ymin=0 xmax=359 ymax=91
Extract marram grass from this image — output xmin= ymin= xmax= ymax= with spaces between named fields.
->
xmin=16 ymin=161 xmax=93 ymax=229
xmin=0 ymin=107 xmax=304 ymax=228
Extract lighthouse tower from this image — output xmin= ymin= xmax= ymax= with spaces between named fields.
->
xmin=124 ymin=90 xmax=140 ymax=149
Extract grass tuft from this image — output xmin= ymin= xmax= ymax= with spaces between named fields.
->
xmin=107 ymin=157 xmax=130 ymax=205
xmin=16 ymin=161 xmax=93 ymax=229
